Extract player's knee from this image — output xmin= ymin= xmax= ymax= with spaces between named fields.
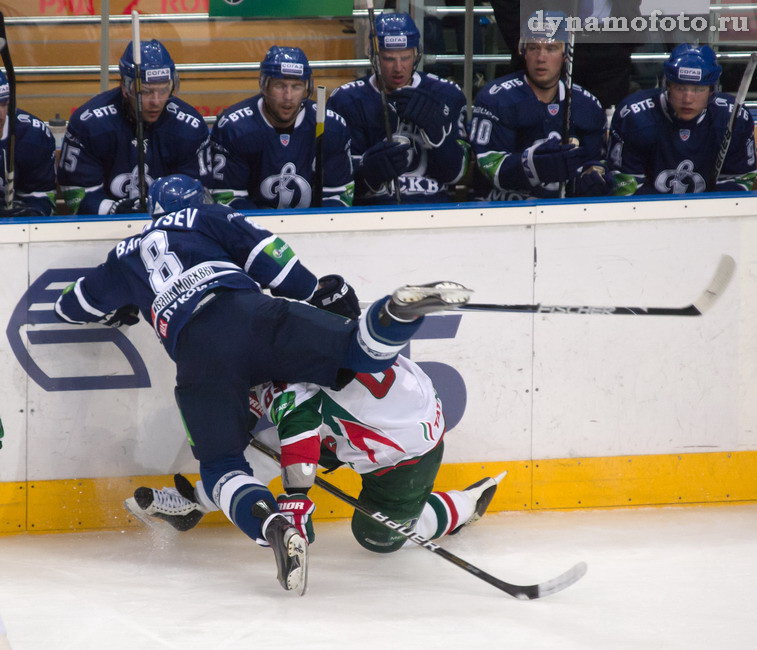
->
xmin=351 ymin=511 xmax=409 ymax=554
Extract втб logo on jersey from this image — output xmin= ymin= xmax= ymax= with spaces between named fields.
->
xmin=261 ymin=162 xmax=311 ymax=209
xmin=654 ymin=159 xmax=705 ymax=193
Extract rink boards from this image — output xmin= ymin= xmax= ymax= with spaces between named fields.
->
xmin=1 ymin=193 xmax=757 ymax=533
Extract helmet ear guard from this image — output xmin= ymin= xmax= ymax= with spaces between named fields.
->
xmin=259 ymin=45 xmax=313 ymax=98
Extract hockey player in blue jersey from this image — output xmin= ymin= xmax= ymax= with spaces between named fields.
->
xmin=209 ymin=46 xmax=354 ymax=210
xmin=471 ymin=11 xmax=609 ymax=201
xmin=54 ymin=173 xmax=472 ymax=594
xmin=57 ymin=40 xmax=209 ymax=215
xmin=328 ymin=12 xmax=469 ymax=205
xmin=609 ymin=44 xmax=757 ymax=195
xmin=0 ymin=69 xmax=57 ymax=217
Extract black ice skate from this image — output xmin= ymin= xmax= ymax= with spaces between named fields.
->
xmin=124 ymin=476 xmax=206 ymax=532
xmin=449 ymin=470 xmax=507 ymax=535
xmin=383 ymin=281 xmax=473 ymax=323
xmin=255 ymin=501 xmax=309 ymax=596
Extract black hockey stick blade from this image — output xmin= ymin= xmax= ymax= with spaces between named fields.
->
xmin=249 ymin=437 xmax=587 ymax=600
xmin=456 ymin=254 xmax=736 ymax=317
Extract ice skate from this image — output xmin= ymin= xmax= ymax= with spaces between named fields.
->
xmin=124 ymin=476 xmax=206 ymax=532
xmin=256 ymin=501 xmax=309 ymax=596
xmin=384 ymin=281 xmax=473 ymax=322
xmin=448 ymin=470 xmax=507 ymax=535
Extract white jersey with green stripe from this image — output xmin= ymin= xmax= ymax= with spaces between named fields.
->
xmin=252 ymin=355 xmax=445 ymax=475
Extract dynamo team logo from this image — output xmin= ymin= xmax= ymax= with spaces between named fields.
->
xmin=260 ymin=162 xmax=311 ymax=209
xmin=654 ymin=159 xmax=705 ymax=194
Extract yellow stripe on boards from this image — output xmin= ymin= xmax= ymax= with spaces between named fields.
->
xmin=1 ymin=451 xmax=755 ymax=534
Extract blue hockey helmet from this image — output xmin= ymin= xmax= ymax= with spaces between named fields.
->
xmin=148 ymin=174 xmax=208 ymax=217
xmin=119 ymin=39 xmax=178 ymax=92
xmin=519 ymin=10 xmax=570 ymax=55
xmin=664 ymin=44 xmax=722 ymax=87
xmin=371 ymin=12 xmax=423 ymax=69
xmin=0 ymin=68 xmax=8 ymax=103
xmin=259 ymin=46 xmax=313 ymax=96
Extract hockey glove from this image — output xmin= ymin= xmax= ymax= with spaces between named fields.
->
xmin=522 ymin=135 xmax=585 ymax=185
xmin=309 ymin=274 xmax=361 ymax=320
xmin=102 ymin=304 xmax=140 ymax=328
xmin=572 ymin=162 xmax=614 ymax=197
xmin=109 ymin=197 xmax=146 ymax=214
xmin=277 ymin=493 xmax=315 ymax=543
xmin=359 ymin=139 xmax=411 ymax=189
xmin=391 ymin=87 xmax=453 ymax=147
xmin=0 ymin=200 xmax=46 ymax=218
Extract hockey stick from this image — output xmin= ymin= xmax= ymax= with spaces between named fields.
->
xmin=249 ymin=437 xmax=587 ymax=600
xmin=313 ymin=85 xmax=326 ymax=208
xmin=360 ymin=255 xmax=735 ymax=317
xmin=366 ymin=0 xmax=402 ymax=205
xmin=708 ymin=52 xmax=757 ymax=191
xmin=131 ymin=10 xmax=147 ymax=212
xmin=0 ymin=13 xmax=16 ymax=211
xmin=559 ymin=2 xmax=577 ymax=199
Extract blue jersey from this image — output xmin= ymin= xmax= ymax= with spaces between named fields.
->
xmin=209 ymin=96 xmax=354 ymax=210
xmin=57 ymin=88 xmax=210 ymax=215
xmin=0 ymin=109 xmax=56 ymax=215
xmin=328 ymin=72 xmax=469 ymax=204
xmin=471 ymin=71 xmax=606 ymax=200
xmin=54 ymin=203 xmax=317 ymax=358
xmin=609 ymin=88 xmax=757 ymax=194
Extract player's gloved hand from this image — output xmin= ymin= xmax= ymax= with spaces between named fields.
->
xmin=0 ymin=200 xmax=46 ymax=217
xmin=308 ymin=274 xmax=361 ymax=320
xmin=360 ymin=138 xmax=411 ymax=188
xmin=101 ymin=304 xmax=140 ymax=328
xmin=522 ymin=135 xmax=585 ymax=185
xmin=390 ymin=87 xmax=453 ymax=147
xmin=277 ymin=493 xmax=315 ymax=543
xmin=109 ymin=197 xmax=146 ymax=214
xmin=573 ymin=162 xmax=614 ymax=197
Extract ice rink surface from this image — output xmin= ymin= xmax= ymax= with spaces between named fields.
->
xmin=1 ymin=504 xmax=756 ymax=650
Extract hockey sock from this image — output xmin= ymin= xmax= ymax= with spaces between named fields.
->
xmin=205 ymin=469 xmax=277 ymax=546
xmin=346 ymin=297 xmax=422 ymax=372
xmin=404 ymin=489 xmax=477 ymax=545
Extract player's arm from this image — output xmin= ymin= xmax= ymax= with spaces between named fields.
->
xmin=167 ymin=109 xmax=211 ymax=184
xmin=714 ymin=106 xmax=757 ymax=192
xmin=57 ymin=126 xmax=121 ymax=215
xmin=54 ymin=249 xmax=139 ymax=327
xmin=213 ymin=212 xmax=318 ymax=299
xmin=258 ymin=381 xmax=323 ymax=543
xmin=321 ymin=111 xmax=355 ymax=208
xmin=12 ymin=117 xmax=57 ymax=216
xmin=424 ymin=95 xmax=471 ymax=185
xmin=207 ymin=112 xmax=258 ymax=209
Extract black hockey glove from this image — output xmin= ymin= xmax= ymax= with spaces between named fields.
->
xmin=391 ymin=86 xmax=453 ymax=147
xmin=360 ymin=139 xmax=411 ymax=189
xmin=521 ymin=135 xmax=585 ymax=185
xmin=101 ymin=304 xmax=140 ymax=328
xmin=109 ymin=197 xmax=146 ymax=214
xmin=308 ymin=274 xmax=361 ymax=320
xmin=572 ymin=162 xmax=614 ymax=197
xmin=0 ymin=200 xmax=46 ymax=218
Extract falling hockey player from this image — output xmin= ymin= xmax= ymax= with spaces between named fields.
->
xmin=54 ymin=173 xmax=473 ymax=596
xmin=126 ymin=281 xmax=504 ymax=562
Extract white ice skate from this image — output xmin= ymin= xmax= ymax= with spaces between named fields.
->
xmin=448 ymin=470 xmax=508 ymax=535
